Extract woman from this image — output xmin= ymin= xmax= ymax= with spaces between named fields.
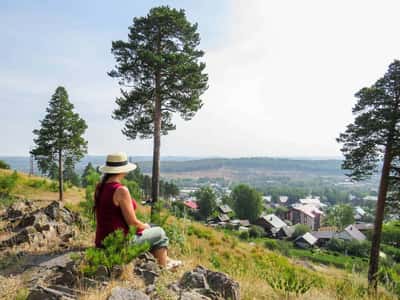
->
xmin=94 ymin=152 xmax=181 ymax=269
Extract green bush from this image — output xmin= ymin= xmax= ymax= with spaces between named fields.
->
xmin=249 ymin=225 xmax=265 ymax=238
xmin=0 ymin=171 xmax=18 ymax=197
xmin=292 ymin=224 xmax=310 ymax=239
xmin=0 ymin=160 xmax=10 ymax=169
xmin=381 ymin=244 xmax=400 ymax=263
xmin=264 ymin=238 xmax=279 ymax=251
xmin=239 ymin=230 xmax=250 ymax=241
xmin=187 ymin=225 xmax=213 ymax=240
xmin=81 ymin=227 xmax=149 ymax=276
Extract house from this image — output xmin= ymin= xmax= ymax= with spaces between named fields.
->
xmin=279 ymin=196 xmax=289 ymax=204
xmin=255 ymin=214 xmax=286 ymax=235
xmin=294 ymin=232 xmax=317 ymax=248
xmin=215 ymin=214 xmax=230 ymax=223
xmin=274 ymin=225 xmax=295 ymax=240
xmin=311 ymin=231 xmax=336 ymax=247
xmin=354 ymin=223 xmax=374 ymax=233
xmin=288 ymin=203 xmax=324 ymax=231
xmin=217 ymin=204 xmax=233 ymax=215
xmin=337 ymin=224 xmax=366 ymax=242
xmin=183 ymin=200 xmax=198 ymax=210
xmin=299 ymin=196 xmax=327 ymax=209
xmin=229 ymin=219 xmax=251 ymax=230
xmin=354 ymin=206 xmax=366 ymax=220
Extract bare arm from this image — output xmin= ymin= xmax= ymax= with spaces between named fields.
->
xmin=114 ymin=186 xmax=149 ymax=231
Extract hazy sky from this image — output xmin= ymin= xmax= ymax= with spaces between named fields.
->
xmin=1 ymin=0 xmax=400 ymax=157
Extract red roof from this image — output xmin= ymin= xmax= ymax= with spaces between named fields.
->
xmin=184 ymin=200 xmax=198 ymax=209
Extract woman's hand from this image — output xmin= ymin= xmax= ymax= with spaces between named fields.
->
xmin=142 ymin=223 xmax=151 ymax=230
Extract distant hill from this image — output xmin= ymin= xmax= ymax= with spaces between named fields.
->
xmin=0 ymin=156 xmax=345 ymax=180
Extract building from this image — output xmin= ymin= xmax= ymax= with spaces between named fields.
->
xmin=274 ymin=225 xmax=295 ymax=240
xmin=255 ymin=214 xmax=286 ymax=235
xmin=288 ymin=204 xmax=324 ymax=231
xmin=336 ymin=224 xmax=366 ymax=242
xmin=294 ymin=232 xmax=317 ymax=248
xmin=311 ymin=231 xmax=336 ymax=247
xmin=354 ymin=223 xmax=374 ymax=233
xmin=354 ymin=206 xmax=366 ymax=221
xmin=183 ymin=200 xmax=198 ymax=210
xmin=217 ymin=204 xmax=233 ymax=215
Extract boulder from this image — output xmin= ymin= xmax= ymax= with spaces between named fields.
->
xmin=0 ymin=226 xmax=36 ymax=248
xmin=179 ymin=267 xmax=209 ymax=290
xmin=134 ymin=253 xmax=160 ymax=285
xmin=27 ymin=285 xmax=76 ymax=300
xmin=5 ymin=201 xmax=33 ymax=220
xmin=108 ymin=287 xmax=150 ymax=300
xmin=179 ymin=291 xmax=211 ymax=300
xmin=178 ymin=266 xmax=240 ymax=300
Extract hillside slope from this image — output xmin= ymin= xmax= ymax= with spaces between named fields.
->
xmin=0 ymin=171 xmax=396 ymax=300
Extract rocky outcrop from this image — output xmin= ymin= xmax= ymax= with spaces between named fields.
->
xmin=174 ymin=266 xmax=240 ymax=300
xmin=134 ymin=252 xmax=161 ymax=285
xmin=0 ymin=201 xmax=79 ymax=249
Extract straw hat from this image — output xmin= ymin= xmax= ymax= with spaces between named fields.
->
xmin=99 ymin=152 xmax=137 ymax=174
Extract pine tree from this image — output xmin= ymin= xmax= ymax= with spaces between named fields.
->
xmin=31 ymin=86 xmax=88 ymax=201
xmin=109 ymin=6 xmax=208 ymax=218
xmin=337 ymin=60 xmax=400 ymax=292
xmin=82 ymin=162 xmax=96 ymax=187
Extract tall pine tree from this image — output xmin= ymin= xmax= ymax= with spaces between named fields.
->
xmin=31 ymin=86 xmax=88 ymax=201
xmin=337 ymin=60 xmax=400 ymax=292
xmin=109 ymin=6 xmax=208 ymax=218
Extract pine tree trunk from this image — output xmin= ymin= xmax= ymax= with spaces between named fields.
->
xmin=368 ymin=142 xmax=393 ymax=293
xmin=151 ymin=70 xmax=161 ymax=221
xmin=58 ymin=149 xmax=64 ymax=202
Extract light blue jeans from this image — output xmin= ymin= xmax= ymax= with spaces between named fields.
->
xmin=133 ymin=226 xmax=169 ymax=250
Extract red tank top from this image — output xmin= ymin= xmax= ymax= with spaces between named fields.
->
xmin=95 ymin=182 xmax=143 ymax=248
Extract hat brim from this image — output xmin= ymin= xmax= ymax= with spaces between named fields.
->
xmin=99 ymin=162 xmax=137 ymax=174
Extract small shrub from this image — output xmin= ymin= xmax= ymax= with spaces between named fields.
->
xmin=0 ymin=170 xmax=18 ymax=197
xmin=81 ymin=227 xmax=149 ymax=276
xmin=264 ymin=238 xmax=278 ymax=251
xmin=239 ymin=230 xmax=250 ymax=241
xmin=249 ymin=225 xmax=265 ymax=238
xmin=187 ymin=225 xmax=213 ymax=240
xmin=0 ymin=160 xmax=10 ymax=169
xmin=210 ymin=252 xmax=221 ymax=269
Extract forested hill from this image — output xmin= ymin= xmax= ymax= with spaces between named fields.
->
xmin=136 ymin=157 xmax=344 ymax=176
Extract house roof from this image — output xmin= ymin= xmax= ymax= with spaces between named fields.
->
xmin=343 ymin=225 xmax=366 ymax=241
xmin=355 ymin=207 xmax=366 ymax=216
xmin=295 ymin=232 xmax=317 ymax=245
xmin=311 ymin=231 xmax=336 ymax=240
xmin=218 ymin=204 xmax=233 ymax=214
xmin=183 ymin=200 xmax=198 ymax=210
xmin=291 ymin=204 xmax=324 ymax=218
xmin=261 ymin=214 xmax=286 ymax=229
xmin=279 ymin=196 xmax=288 ymax=203
xmin=217 ymin=214 xmax=230 ymax=222
xmin=280 ymin=225 xmax=295 ymax=237
xmin=299 ymin=197 xmax=327 ymax=208
xmin=354 ymin=223 xmax=374 ymax=231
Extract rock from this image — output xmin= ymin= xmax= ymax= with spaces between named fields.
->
xmin=94 ymin=265 xmax=109 ymax=281
xmin=27 ymin=285 xmax=76 ymax=300
xmin=179 ymin=291 xmax=211 ymax=300
xmin=14 ymin=212 xmax=50 ymax=232
xmin=44 ymin=201 xmax=60 ymax=220
xmin=134 ymin=253 xmax=160 ymax=285
xmin=179 ymin=267 xmax=209 ymax=289
xmin=145 ymin=284 xmax=156 ymax=295
xmin=0 ymin=226 xmax=36 ymax=248
xmin=205 ymin=268 xmax=240 ymax=300
xmin=111 ymin=265 xmax=123 ymax=278
xmin=5 ymin=201 xmax=32 ymax=220
xmin=177 ymin=266 xmax=240 ymax=300
xmin=108 ymin=287 xmax=150 ymax=300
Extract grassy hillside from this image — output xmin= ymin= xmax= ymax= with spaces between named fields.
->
xmin=0 ymin=171 xmax=396 ymax=300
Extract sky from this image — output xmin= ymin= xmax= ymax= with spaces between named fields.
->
xmin=1 ymin=0 xmax=400 ymax=158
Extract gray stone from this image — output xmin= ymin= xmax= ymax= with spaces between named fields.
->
xmin=94 ymin=265 xmax=109 ymax=281
xmin=27 ymin=285 xmax=76 ymax=300
xmin=134 ymin=256 xmax=160 ymax=285
xmin=0 ymin=226 xmax=36 ymax=248
xmin=108 ymin=287 xmax=150 ymax=300
xmin=145 ymin=284 xmax=156 ymax=295
xmin=44 ymin=201 xmax=60 ymax=219
xmin=179 ymin=269 xmax=209 ymax=290
xmin=205 ymin=269 xmax=240 ymax=300
xmin=179 ymin=291 xmax=211 ymax=300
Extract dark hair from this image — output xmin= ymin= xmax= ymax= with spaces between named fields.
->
xmin=93 ymin=173 xmax=113 ymax=214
